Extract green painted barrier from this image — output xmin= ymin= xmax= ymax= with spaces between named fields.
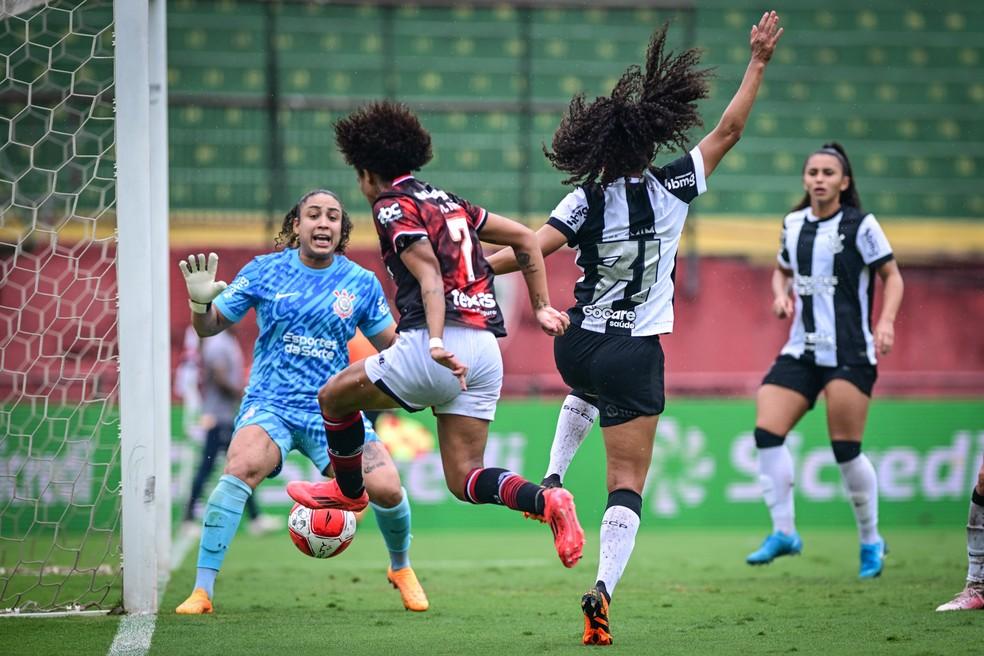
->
xmin=186 ymin=399 xmax=983 ymax=531
xmin=8 ymin=400 xmax=978 ymax=534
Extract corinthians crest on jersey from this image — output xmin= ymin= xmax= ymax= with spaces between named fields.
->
xmin=332 ymin=289 xmax=356 ymax=319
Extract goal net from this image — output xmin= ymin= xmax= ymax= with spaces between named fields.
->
xmin=1 ymin=0 xmax=121 ymax=614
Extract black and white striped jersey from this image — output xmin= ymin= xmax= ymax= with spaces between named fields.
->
xmin=777 ymin=205 xmax=894 ymax=366
xmin=546 ymin=146 xmax=707 ymax=336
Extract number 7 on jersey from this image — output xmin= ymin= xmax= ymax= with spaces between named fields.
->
xmin=445 ymin=217 xmax=476 ymax=282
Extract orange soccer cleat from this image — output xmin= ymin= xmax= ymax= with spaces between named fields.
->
xmin=387 ymin=566 xmax=429 ymax=612
xmin=175 ymin=588 xmax=213 ymax=615
xmin=581 ymin=586 xmax=613 ymax=646
xmin=542 ymin=488 xmax=584 ymax=568
xmin=286 ymin=479 xmax=368 ymax=512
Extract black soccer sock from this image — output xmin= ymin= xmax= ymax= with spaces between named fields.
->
xmin=463 ymin=467 xmax=544 ymax=515
xmin=594 ymin=580 xmax=611 ymax=603
xmin=323 ymin=412 xmax=366 ymax=498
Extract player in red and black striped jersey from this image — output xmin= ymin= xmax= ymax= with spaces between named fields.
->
xmin=287 ymin=101 xmax=586 ymax=574
xmin=370 ymin=175 xmax=505 ymax=338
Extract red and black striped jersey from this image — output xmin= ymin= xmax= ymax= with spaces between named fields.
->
xmin=371 ymin=175 xmax=506 ymax=337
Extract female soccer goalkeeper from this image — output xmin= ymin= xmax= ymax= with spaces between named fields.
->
xmin=174 ymin=190 xmax=428 ymax=615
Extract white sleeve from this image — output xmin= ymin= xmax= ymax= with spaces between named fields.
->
xmin=689 ymin=145 xmax=707 ymax=196
xmin=856 ymin=214 xmax=894 ymax=266
xmin=777 ymin=220 xmax=792 ymax=270
xmin=546 ymin=188 xmax=588 ymax=242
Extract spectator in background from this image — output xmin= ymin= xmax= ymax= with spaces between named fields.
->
xmin=180 ymin=325 xmax=278 ymax=537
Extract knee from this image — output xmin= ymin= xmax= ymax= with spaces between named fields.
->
xmin=370 ymin=485 xmax=404 ymax=508
xmin=754 ymin=427 xmax=786 ymax=449
xmin=223 ymin=454 xmax=263 ymax=489
xmin=445 ymin=475 xmax=468 ymax=501
xmin=318 ymin=381 xmax=340 ymax=416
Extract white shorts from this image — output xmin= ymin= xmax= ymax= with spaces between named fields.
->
xmin=363 ymin=326 xmax=503 ymax=421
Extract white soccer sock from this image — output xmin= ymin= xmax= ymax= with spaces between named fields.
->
xmin=967 ymin=499 xmax=984 ymax=584
xmin=758 ymin=444 xmax=796 ymax=535
xmin=545 ymin=395 xmax=598 ymax=481
xmin=838 ymin=453 xmax=881 ymax=544
xmin=596 ymin=505 xmax=641 ymax=599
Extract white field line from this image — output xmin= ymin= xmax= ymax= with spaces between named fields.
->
xmin=105 ymin=527 xmax=199 ymax=656
xmin=107 ymin=614 xmax=156 ymax=656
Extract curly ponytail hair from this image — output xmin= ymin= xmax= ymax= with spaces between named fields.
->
xmin=545 ymin=24 xmax=712 ymax=187
xmin=792 ymin=141 xmax=864 ymax=213
xmin=274 ymin=189 xmax=353 ymax=253
xmin=334 ymin=101 xmax=432 ymax=180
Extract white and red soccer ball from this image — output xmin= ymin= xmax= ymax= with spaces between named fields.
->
xmin=287 ymin=503 xmax=356 ymax=559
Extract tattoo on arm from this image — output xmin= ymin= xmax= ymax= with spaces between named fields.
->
xmin=516 ymin=251 xmax=539 ymax=276
xmin=533 ymin=295 xmax=548 ymax=310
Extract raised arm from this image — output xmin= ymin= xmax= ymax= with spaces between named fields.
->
xmin=486 ymin=223 xmax=569 ymax=276
xmin=479 ymin=213 xmax=569 ymax=336
xmin=697 ymin=11 xmax=783 ymax=178
xmin=179 ymin=252 xmax=234 ymax=337
xmin=399 ymin=238 xmax=468 ymax=388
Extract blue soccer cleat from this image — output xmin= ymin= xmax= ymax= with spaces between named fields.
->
xmin=746 ymin=531 xmax=803 ymax=565
xmin=859 ymin=539 xmax=886 ymax=579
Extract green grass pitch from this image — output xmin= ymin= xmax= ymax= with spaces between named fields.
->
xmin=1 ymin=524 xmax=980 ymax=655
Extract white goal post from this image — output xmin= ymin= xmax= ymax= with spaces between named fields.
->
xmin=0 ymin=0 xmax=170 ymax=615
xmin=114 ymin=0 xmax=171 ymax=615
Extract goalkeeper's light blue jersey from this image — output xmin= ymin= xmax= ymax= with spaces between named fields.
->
xmin=213 ymin=249 xmax=393 ymax=414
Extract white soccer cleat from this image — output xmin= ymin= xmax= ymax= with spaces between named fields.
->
xmin=936 ymin=585 xmax=984 ymax=611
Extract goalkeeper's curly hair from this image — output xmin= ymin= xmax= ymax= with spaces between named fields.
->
xmin=334 ymin=101 xmax=432 ymax=180
xmin=275 ymin=189 xmax=353 ymax=253
xmin=545 ymin=24 xmax=713 ymax=187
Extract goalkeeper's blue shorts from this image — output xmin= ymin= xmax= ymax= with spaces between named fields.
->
xmin=233 ymin=402 xmax=380 ymax=478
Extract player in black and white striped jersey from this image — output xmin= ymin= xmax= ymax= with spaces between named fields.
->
xmin=745 ymin=142 xmax=904 ymax=578
xmin=490 ymin=12 xmax=783 ymax=645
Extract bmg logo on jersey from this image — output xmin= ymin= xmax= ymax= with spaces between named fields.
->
xmin=664 ymin=171 xmax=695 ymax=190
xmin=332 ymin=289 xmax=356 ymax=319
xmin=860 ymin=227 xmax=881 ymax=259
xmin=376 ymin=202 xmax=403 ymax=225
xmin=224 ymin=275 xmax=250 ymax=297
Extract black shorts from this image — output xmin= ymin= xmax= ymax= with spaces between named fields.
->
xmin=554 ymin=324 xmax=665 ymax=427
xmin=762 ymin=354 xmax=877 ymax=409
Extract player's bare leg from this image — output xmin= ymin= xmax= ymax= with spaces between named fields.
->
xmin=825 ymin=380 xmax=884 ymax=578
xmin=177 ymin=425 xmax=280 ymax=614
xmin=436 ymin=413 xmax=584 ymax=568
xmin=937 ymin=458 xmax=984 ymax=611
xmin=287 ymin=359 xmax=398 ymax=511
xmin=363 ymin=441 xmax=429 ymax=612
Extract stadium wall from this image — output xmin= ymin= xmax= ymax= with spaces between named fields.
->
xmin=165 ymin=246 xmax=984 ymax=397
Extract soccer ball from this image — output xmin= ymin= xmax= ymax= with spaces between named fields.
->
xmin=287 ymin=503 xmax=356 ymax=559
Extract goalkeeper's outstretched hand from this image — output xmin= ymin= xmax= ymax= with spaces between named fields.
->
xmin=178 ymin=252 xmax=227 ymax=313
